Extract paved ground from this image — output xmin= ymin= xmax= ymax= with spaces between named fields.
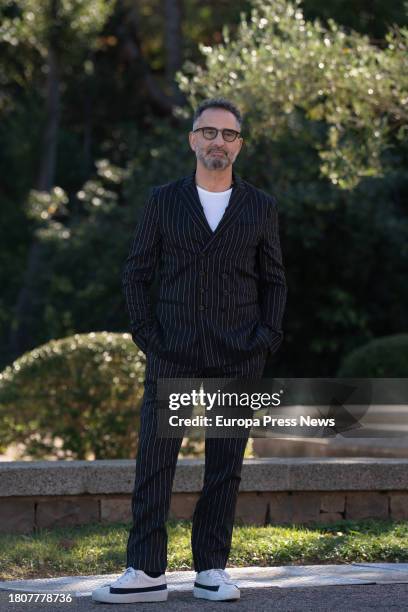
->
xmin=1 ymin=563 xmax=408 ymax=611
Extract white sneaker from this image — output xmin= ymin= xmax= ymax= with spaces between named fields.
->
xmin=91 ymin=567 xmax=168 ymax=603
xmin=193 ymin=568 xmax=240 ymax=601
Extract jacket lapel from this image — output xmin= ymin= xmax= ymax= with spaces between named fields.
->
xmin=178 ymin=168 xmax=248 ymax=252
xmin=179 ymin=170 xmax=212 ymax=237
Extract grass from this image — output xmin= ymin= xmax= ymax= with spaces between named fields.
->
xmin=1 ymin=519 xmax=408 ymax=581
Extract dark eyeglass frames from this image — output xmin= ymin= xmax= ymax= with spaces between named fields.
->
xmin=192 ymin=127 xmax=241 ymax=142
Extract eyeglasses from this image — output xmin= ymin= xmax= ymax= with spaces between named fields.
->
xmin=193 ymin=127 xmax=241 ymax=142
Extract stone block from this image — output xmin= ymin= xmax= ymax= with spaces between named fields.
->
xmin=100 ymin=496 xmax=132 ymax=523
xmin=390 ymin=493 xmax=408 ymax=520
xmin=266 ymin=491 xmax=321 ymax=524
xmin=320 ymin=492 xmax=345 ymax=513
xmin=169 ymin=493 xmax=199 ymax=520
xmin=36 ymin=496 xmax=99 ymax=528
xmin=235 ymin=492 xmax=268 ymax=525
xmin=291 ymin=492 xmax=321 ymax=523
xmin=0 ymin=498 xmax=35 ymax=533
xmin=345 ymin=492 xmax=389 ymax=520
xmin=267 ymin=492 xmax=292 ymax=524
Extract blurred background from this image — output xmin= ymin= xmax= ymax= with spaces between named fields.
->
xmin=0 ymin=0 xmax=407 ymax=461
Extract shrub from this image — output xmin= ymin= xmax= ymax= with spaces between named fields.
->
xmin=337 ymin=334 xmax=408 ymax=377
xmin=0 ymin=332 xmax=146 ymax=459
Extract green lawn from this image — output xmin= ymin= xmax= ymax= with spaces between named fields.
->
xmin=1 ymin=519 xmax=408 ymax=581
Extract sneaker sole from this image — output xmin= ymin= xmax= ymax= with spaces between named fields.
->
xmin=193 ymin=586 xmax=240 ymax=601
xmin=92 ymin=585 xmax=168 ymax=603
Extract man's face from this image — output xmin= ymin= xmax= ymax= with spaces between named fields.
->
xmin=189 ymin=108 xmax=243 ymax=171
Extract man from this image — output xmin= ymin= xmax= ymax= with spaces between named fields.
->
xmin=92 ymin=97 xmax=287 ymax=604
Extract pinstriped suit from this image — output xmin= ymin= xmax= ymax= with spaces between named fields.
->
xmin=122 ymin=168 xmax=287 ymax=368
xmin=122 ymin=168 xmax=287 ymax=572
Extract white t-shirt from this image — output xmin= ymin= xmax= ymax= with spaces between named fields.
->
xmin=196 ymin=185 xmax=232 ymax=231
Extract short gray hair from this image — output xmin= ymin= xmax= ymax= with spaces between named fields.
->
xmin=192 ymin=97 xmax=243 ymax=130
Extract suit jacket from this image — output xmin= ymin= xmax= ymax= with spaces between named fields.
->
xmin=122 ymin=168 xmax=287 ymax=368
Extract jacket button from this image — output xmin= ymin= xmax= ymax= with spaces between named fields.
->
xmin=200 ymin=288 xmax=206 ymax=293
xmin=222 ymin=273 xmax=228 ymax=278
xmin=223 ymin=290 xmax=229 ymax=295
xmin=199 ymin=305 xmax=205 ymax=311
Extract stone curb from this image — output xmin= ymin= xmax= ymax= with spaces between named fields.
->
xmin=2 ymin=458 xmax=408 ymax=497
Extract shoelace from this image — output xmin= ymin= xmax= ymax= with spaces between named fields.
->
xmin=115 ymin=567 xmax=139 ymax=585
xmin=201 ymin=568 xmax=236 ymax=585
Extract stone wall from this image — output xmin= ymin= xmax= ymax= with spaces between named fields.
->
xmin=1 ymin=458 xmax=408 ymax=533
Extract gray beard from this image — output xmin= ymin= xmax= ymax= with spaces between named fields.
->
xmin=197 ymin=150 xmax=231 ymax=170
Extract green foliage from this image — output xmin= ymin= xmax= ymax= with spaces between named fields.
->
xmin=176 ymin=0 xmax=408 ymax=376
xmin=177 ymin=0 xmax=408 ymax=189
xmin=0 ymin=0 xmax=114 ymax=58
xmin=0 ymin=332 xmax=146 ymax=459
xmin=16 ymin=120 xmax=194 ymax=347
xmin=337 ymin=334 xmax=408 ymax=376
xmin=0 ymin=0 xmax=407 ymax=379
xmin=261 ymin=170 xmax=408 ymax=377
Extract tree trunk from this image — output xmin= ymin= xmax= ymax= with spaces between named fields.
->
xmin=118 ymin=0 xmax=181 ymax=115
xmin=163 ymin=0 xmax=184 ymax=104
xmin=82 ymin=54 xmax=94 ymax=179
xmin=8 ymin=41 xmax=61 ymax=360
xmin=36 ymin=47 xmax=60 ymax=191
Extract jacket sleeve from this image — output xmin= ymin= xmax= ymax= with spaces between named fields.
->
xmin=257 ymin=196 xmax=288 ymax=355
xmin=121 ymin=187 xmax=161 ymax=352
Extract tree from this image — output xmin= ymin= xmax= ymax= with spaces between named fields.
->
xmin=177 ymin=0 xmax=408 ymax=189
xmin=176 ymin=0 xmax=408 ymax=375
xmin=0 ymin=0 xmax=114 ymax=357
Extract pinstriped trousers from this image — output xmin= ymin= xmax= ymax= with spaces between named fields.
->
xmin=126 ymin=349 xmax=268 ymax=573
